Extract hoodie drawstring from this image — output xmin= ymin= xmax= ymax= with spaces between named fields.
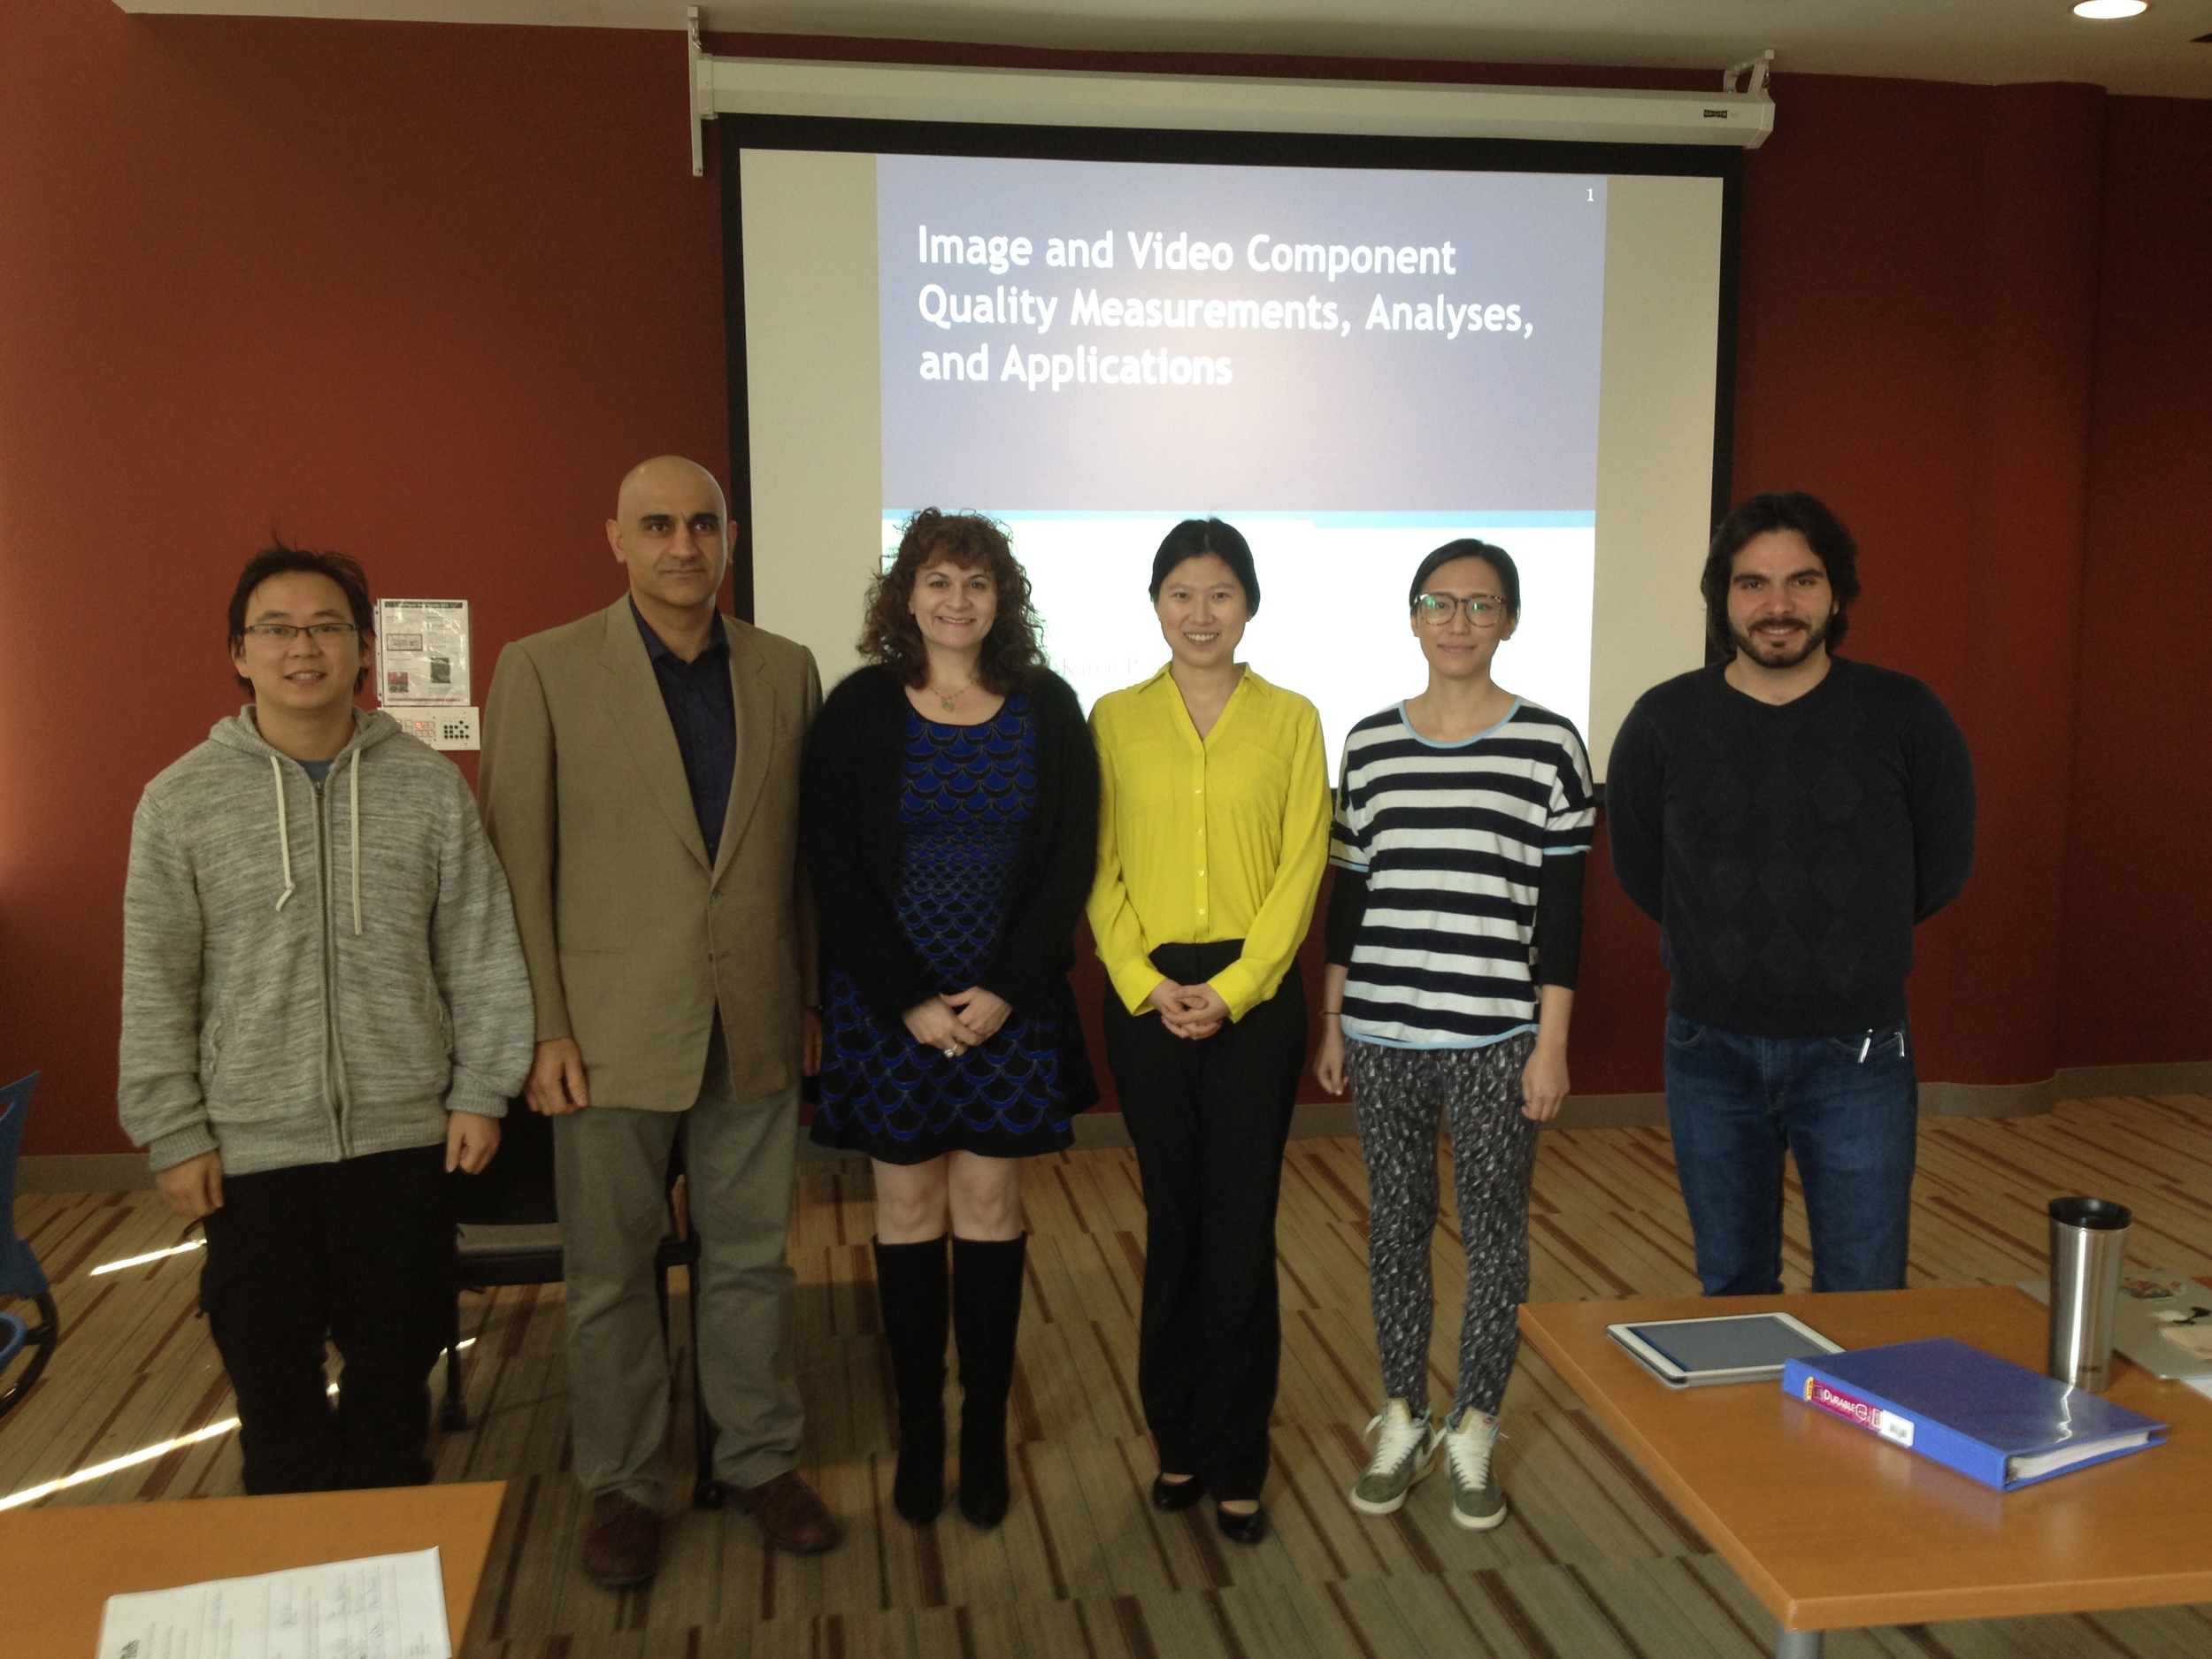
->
xmin=349 ymin=749 xmax=363 ymax=936
xmin=270 ymin=747 xmax=361 ymax=933
xmin=271 ymin=756 xmax=297 ymax=912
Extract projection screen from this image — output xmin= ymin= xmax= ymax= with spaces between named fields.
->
xmin=728 ymin=122 xmax=1733 ymax=780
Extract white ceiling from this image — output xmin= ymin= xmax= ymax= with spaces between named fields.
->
xmin=115 ymin=1 xmax=2212 ymax=98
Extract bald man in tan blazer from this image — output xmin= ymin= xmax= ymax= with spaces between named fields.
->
xmin=480 ymin=457 xmax=832 ymax=1588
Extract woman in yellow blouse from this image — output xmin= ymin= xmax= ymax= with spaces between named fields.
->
xmin=1087 ymin=517 xmax=1332 ymax=1545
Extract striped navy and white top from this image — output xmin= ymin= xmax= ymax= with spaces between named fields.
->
xmin=1328 ymin=699 xmax=1595 ymax=1048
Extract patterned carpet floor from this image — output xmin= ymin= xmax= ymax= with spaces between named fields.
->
xmin=9 ymin=1094 xmax=2212 ymax=1656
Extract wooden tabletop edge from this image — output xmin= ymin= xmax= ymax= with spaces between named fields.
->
xmin=1778 ymin=1570 xmax=2212 ymax=1632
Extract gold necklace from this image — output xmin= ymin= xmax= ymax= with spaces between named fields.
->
xmin=928 ymin=675 xmax=974 ymax=712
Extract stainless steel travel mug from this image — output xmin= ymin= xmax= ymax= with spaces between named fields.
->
xmin=2047 ymin=1196 xmax=2131 ymax=1391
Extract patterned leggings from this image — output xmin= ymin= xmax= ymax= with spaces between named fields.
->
xmin=1348 ymin=1033 xmax=1540 ymax=1418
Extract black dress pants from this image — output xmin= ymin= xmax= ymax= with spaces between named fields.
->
xmin=199 ymin=1143 xmax=455 ymax=1494
xmin=1103 ymin=944 xmax=1306 ymax=1502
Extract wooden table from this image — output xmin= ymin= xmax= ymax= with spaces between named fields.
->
xmin=1520 ymin=1287 xmax=2212 ymax=1658
xmin=0 ymin=1479 xmax=506 ymax=1657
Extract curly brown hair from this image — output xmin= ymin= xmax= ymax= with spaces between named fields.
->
xmin=858 ymin=509 xmax=1048 ymax=694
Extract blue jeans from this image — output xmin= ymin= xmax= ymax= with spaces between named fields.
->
xmin=1663 ymin=1015 xmax=1918 ymax=1296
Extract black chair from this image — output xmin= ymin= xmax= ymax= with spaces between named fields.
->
xmin=0 ymin=1071 xmax=58 ymax=1421
xmin=443 ymin=1102 xmax=723 ymax=1508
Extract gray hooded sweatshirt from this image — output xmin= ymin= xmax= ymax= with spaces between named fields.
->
xmin=119 ymin=707 xmax=534 ymax=1176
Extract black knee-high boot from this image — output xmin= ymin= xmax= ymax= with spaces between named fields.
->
xmin=952 ymin=1234 xmax=1027 ymax=1529
xmin=873 ymin=1235 xmax=949 ymax=1525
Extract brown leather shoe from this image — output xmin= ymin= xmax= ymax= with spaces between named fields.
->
xmin=581 ymin=1490 xmax=661 ymax=1588
xmin=732 ymin=1469 xmax=839 ymax=1554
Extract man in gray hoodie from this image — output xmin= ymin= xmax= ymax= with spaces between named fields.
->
xmin=119 ymin=544 xmax=534 ymax=1493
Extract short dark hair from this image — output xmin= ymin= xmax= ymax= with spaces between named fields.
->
xmin=1408 ymin=539 xmax=1521 ymax=618
xmin=227 ymin=541 xmax=375 ymax=693
xmin=858 ymin=509 xmax=1048 ymax=695
xmin=1702 ymin=491 xmax=1861 ymax=657
xmin=1149 ymin=518 xmax=1260 ymax=615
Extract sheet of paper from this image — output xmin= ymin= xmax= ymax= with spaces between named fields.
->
xmin=96 ymin=1545 xmax=450 ymax=1659
xmin=377 ymin=597 xmax=472 ymax=707
xmin=2186 ymin=1375 xmax=2212 ymax=1402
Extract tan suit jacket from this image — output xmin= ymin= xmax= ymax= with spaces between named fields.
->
xmin=479 ymin=596 xmax=821 ymax=1110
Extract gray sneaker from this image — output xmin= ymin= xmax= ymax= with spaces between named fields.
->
xmin=1442 ymin=1409 xmax=1506 ymax=1531
xmin=1348 ymin=1399 xmax=1435 ymax=1515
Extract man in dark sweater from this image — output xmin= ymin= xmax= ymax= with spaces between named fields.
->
xmin=1606 ymin=492 xmax=1974 ymax=1295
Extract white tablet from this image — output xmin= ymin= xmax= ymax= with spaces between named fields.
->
xmin=1606 ymin=1311 xmax=1843 ymax=1388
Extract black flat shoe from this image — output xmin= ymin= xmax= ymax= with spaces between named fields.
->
xmin=1151 ymin=1474 xmax=1204 ymax=1512
xmin=1216 ymin=1503 xmax=1267 ymax=1546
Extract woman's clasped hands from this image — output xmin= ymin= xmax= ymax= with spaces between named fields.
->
xmin=1148 ymin=978 xmax=1229 ymax=1041
xmin=902 ymin=987 xmax=1013 ymax=1057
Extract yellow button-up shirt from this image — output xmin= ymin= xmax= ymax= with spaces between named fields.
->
xmin=1087 ymin=664 xmax=1332 ymax=1020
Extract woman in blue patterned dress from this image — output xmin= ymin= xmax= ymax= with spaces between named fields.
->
xmin=800 ymin=510 xmax=1098 ymax=1532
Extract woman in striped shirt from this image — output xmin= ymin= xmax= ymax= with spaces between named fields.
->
xmin=1313 ymin=538 xmax=1594 ymax=1534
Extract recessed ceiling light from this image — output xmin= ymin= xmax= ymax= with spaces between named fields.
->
xmin=2073 ymin=0 xmax=2147 ymax=18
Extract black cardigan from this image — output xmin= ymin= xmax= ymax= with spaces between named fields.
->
xmin=799 ymin=664 xmax=1100 ymax=1028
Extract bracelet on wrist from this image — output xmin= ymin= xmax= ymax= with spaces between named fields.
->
xmin=1322 ymin=1010 xmax=1343 ymax=1018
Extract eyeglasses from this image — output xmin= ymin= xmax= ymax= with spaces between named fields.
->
xmin=242 ymin=623 xmax=360 ymax=644
xmin=1413 ymin=594 xmax=1505 ymax=627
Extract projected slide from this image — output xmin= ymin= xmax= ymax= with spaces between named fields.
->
xmin=876 ymin=153 xmax=1607 ymax=757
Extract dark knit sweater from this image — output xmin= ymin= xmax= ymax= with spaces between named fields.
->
xmin=1604 ymin=657 xmax=1975 ymax=1038
xmin=799 ymin=664 xmax=1099 ymax=1028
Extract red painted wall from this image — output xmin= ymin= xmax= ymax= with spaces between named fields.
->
xmin=1732 ymin=77 xmax=2111 ymax=1090
xmin=0 ymin=4 xmax=730 ymax=1156
xmin=2059 ymin=96 xmax=2212 ymax=1067
xmin=0 ymin=4 xmax=2203 ymax=1155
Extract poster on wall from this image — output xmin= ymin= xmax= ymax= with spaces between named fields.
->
xmin=376 ymin=598 xmax=472 ymax=706
xmin=376 ymin=597 xmax=479 ymax=750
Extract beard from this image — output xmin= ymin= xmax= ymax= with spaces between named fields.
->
xmin=1730 ymin=611 xmax=1830 ymax=670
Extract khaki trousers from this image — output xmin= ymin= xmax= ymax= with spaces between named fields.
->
xmin=553 ymin=1021 xmax=803 ymax=1507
